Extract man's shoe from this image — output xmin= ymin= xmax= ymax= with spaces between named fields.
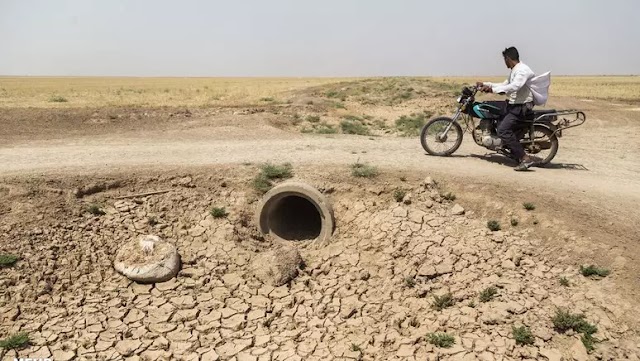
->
xmin=514 ymin=159 xmax=535 ymax=171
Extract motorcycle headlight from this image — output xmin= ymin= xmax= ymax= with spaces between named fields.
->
xmin=456 ymin=96 xmax=462 ymax=103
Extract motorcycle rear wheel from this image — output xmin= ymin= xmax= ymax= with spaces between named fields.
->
xmin=520 ymin=125 xmax=559 ymax=166
xmin=420 ymin=117 xmax=464 ymax=156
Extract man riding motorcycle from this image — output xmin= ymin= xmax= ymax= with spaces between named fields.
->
xmin=476 ymin=46 xmax=542 ymax=171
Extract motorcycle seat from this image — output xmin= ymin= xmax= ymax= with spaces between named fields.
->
xmin=524 ymin=109 xmax=557 ymax=121
xmin=532 ymin=109 xmax=557 ymax=116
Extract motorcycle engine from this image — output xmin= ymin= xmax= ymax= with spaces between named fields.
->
xmin=482 ymin=133 xmax=502 ymax=149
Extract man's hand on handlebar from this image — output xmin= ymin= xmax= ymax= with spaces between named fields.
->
xmin=475 ymin=82 xmax=493 ymax=93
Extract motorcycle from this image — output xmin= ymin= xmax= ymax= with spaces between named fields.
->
xmin=419 ymin=85 xmax=586 ymax=166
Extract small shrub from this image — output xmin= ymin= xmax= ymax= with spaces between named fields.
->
xmin=394 ymin=189 xmax=406 ymax=202
xmin=395 ymin=112 xmax=432 ymax=136
xmin=87 ymin=204 xmax=105 ymax=216
xmin=580 ymin=265 xmax=610 ymax=278
xmin=559 ymin=277 xmax=570 ymax=287
xmin=342 ymin=114 xmax=362 ymax=121
xmin=0 ymin=332 xmax=30 ymax=349
xmin=432 ymin=293 xmax=455 ymax=311
xmin=581 ymin=333 xmax=597 ymax=352
xmin=147 ymin=217 xmax=158 ymax=226
xmin=400 ymin=176 xmax=407 ymax=182
xmin=442 ymin=192 xmax=456 ymax=201
xmin=260 ymin=163 xmax=293 ymax=180
xmin=551 ymin=309 xmax=599 ymax=352
xmin=291 ymin=114 xmax=302 ymax=125
xmin=512 ymin=326 xmax=534 ymax=346
xmin=350 ymin=343 xmax=361 ymax=352
xmin=252 ymin=175 xmax=273 ymax=194
xmin=523 ymin=202 xmax=536 ymax=211
xmin=397 ymin=91 xmax=412 ymax=100
xmin=427 ymin=332 xmax=455 ymax=348
xmin=551 ymin=309 xmax=598 ymax=335
xmin=306 ymin=100 xmax=314 ymax=105
xmin=0 ymin=254 xmax=19 ymax=267
xmin=373 ymin=119 xmax=388 ymax=129
xmin=468 ymin=300 xmax=476 ymax=308
xmin=325 ymin=90 xmax=339 ymax=98
xmin=306 ymin=115 xmax=320 ymax=123
xmin=479 ymin=286 xmax=498 ymax=303
xmin=210 ymin=207 xmax=228 ymax=218
xmin=511 ymin=218 xmax=519 ymax=227
xmin=260 ymin=97 xmax=275 ymax=102
xmin=49 ymin=95 xmax=68 ymax=103
xmin=487 ymin=220 xmax=501 ymax=232
xmin=334 ymin=102 xmax=346 ymax=109
xmin=351 ymin=162 xmax=379 ymax=178
xmin=551 ymin=309 xmax=580 ymax=333
xmin=316 ymin=126 xmax=337 ymax=134
xmin=315 ymin=123 xmax=338 ymax=134
xmin=251 ymin=163 xmax=294 ymax=194
xmin=404 ymin=276 xmax=416 ymax=288
xmin=340 ymin=120 xmax=370 ymax=135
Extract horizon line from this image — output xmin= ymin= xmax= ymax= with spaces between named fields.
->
xmin=1 ymin=74 xmax=639 ymax=79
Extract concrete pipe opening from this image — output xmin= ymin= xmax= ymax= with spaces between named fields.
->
xmin=256 ymin=182 xmax=334 ymax=243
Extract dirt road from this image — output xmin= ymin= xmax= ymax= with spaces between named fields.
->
xmin=1 ymin=114 xmax=638 ymax=219
xmin=1 ymin=106 xmax=639 ymax=255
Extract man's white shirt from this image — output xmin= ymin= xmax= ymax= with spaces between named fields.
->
xmin=484 ymin=63 xmax=539 ymax=104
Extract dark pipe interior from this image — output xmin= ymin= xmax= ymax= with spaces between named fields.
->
xmin=267 ymin=195 xmax=322 ymax=241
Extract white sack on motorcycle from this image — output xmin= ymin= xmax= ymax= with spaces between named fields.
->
xmin=529 ymin=71 xmax=551 ymax=106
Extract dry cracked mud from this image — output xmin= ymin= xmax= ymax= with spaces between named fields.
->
xmin=1 ymin=168 xmax=638 ymax=361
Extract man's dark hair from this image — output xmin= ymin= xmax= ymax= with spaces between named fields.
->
xmin=502 ymin=47 xmax=519 ymax=61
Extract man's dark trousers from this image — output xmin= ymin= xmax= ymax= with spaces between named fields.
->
xmin=497 ymin=103 xmax=532 ymax=161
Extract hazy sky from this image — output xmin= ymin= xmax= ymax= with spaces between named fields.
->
xmin=1 ymin=0 xmax=639 ymax=77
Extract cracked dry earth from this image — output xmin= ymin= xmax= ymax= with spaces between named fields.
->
xmin=0 ymin=169 xmax=639 ymax=361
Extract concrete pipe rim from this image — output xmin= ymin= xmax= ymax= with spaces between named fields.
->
xmin=255 ymin=182 xmax=335 ymax=243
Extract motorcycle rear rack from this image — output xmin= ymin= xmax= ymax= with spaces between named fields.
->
xmin=532 ymin=110 xmax=586 ymax=137
xmin=534 ymin=110 xmax=586 ymax=128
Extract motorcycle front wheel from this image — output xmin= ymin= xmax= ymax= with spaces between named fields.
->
xmin=420 ymin=117 xmax=464 ymax=156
